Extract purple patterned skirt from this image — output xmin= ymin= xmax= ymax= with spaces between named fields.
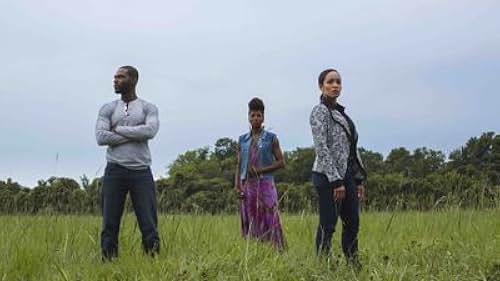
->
xmin=240 ymin=177 xmax=285 ymax=249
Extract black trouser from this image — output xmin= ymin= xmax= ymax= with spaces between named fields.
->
xmin=100 ymin=163 xmax=160 ymax=258
xmin=313 ymin=167 xmax=359 ymax=259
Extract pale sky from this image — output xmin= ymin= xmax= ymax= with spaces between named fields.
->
xmin=1 ymin=0 xmax=499 ymax=187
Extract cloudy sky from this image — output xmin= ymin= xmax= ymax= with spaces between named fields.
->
xmin=1 ymin=0 xmax=499 ymax=187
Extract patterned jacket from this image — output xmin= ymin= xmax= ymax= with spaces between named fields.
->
xmin=310 ymin=103 xmax=367 ymax=188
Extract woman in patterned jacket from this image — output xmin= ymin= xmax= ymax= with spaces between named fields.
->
xmin=310 ymin=68 xmax=367 ymax=267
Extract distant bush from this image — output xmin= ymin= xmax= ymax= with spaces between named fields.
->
xmin=1 ymin=133 xmax=499 ymax=214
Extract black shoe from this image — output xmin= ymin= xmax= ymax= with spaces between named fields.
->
xmin=102 ymin=249 xmax=118 ymax=262
xmin=144 ymin=239 xmax=160 ymax=257
xmin=102 ymin=254 xmax=117 ymax=263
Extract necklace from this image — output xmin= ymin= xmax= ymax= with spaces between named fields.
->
xmin=251 ymin=129 xmax=261 ymax=147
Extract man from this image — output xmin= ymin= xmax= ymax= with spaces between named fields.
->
xmin=95 ymin=65 xmax=160 ymax=260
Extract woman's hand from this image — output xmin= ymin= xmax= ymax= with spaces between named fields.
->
xmin=333 ymin=185 xmax=346 ymax=202
xmin=357 ymin=185 xmax=366 ymax=202
xmin=234 ymin=182 xmax=244 ymax=199
xmin=248 ymin=165 xmax=261 ymax=178
xmin=233 ymin=181 xmax=240 ymax=193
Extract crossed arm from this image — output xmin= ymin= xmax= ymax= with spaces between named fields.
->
xmin=95 ymin=104 xmax=159 ymax=146
xmin=95 ymin=105 xmax=130 ymax=146
xmin=113 ymin=105 xmax=159 ymax=141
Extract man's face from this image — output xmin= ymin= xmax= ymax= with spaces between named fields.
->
xmin=113 ymin=68 xmax=133 ymax=94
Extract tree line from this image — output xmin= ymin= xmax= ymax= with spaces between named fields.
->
xmin=1 ymin=132 xmax=499 ymax=214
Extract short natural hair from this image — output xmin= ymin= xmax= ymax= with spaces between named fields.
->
xmin=119 ymin=65 xmax=139 ymax=84
xmin=248 ymin=97 xmax=265 ymax=113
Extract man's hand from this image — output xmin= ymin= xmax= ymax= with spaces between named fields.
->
xmin=333 ymin=185 xmax=346 ymax=202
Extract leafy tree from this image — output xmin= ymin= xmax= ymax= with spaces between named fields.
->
xmin=1 ymin=133 xmax=499 ymax=214
xmin=448 ymin=132 xmax=500 ymax=184
xmin=385 ymin=147 xmax=412 ymax=176
xmin=358 ymin=147 xmax=384 ymax=174
xmin=214 ymin=137 xmax=238 ymax=161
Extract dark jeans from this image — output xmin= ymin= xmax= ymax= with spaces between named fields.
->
xmin=313 ymin=169 xmax=359 ymax=260
xmin=100 ymin=162 xmax=160 ymax=259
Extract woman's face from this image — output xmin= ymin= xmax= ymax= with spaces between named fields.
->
xmin=320 ymin=71 xmax=342 ymax=99
xmin=248 ymin=110 xmax=264 ymax=129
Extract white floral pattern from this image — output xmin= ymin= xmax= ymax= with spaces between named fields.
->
xmin=310 ymin=104 xmax=366 ymax=184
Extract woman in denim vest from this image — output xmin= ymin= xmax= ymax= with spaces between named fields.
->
xmin=310 ymin=69 xmax=367 ymax=268
xmin=234 ymin=97 xmax=286 ymax=249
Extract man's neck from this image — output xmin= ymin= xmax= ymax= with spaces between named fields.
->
xmin=121 ymin=90 xmax=138 ymax=103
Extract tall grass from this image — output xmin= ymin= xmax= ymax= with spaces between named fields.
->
xmin=0 ymin=209 xmax=499 ymax=280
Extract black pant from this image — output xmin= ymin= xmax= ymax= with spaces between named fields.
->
xmin=100 ymin=163 xmax=160 ymax=258
xmin=313 ymin=169 xmax=359 ymax=259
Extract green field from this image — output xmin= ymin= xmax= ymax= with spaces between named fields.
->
xmin=0 ymin=209 xmax=499 ymax=281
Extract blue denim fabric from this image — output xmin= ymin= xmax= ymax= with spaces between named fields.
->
xmin=239 ymin=129 xmax=276 ymax=180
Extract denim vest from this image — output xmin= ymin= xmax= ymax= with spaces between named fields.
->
xmin=239 ymin=129 xmax=276 ymax=180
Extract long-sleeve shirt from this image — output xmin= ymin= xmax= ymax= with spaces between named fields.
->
xmin=310 ymin=103 xmax=366 ymax=187
xmin=95 ymin=98 xmax=159 ymax=169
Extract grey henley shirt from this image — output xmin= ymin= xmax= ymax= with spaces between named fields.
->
xmin=95 ymin=98 xmax=159 ymax=169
